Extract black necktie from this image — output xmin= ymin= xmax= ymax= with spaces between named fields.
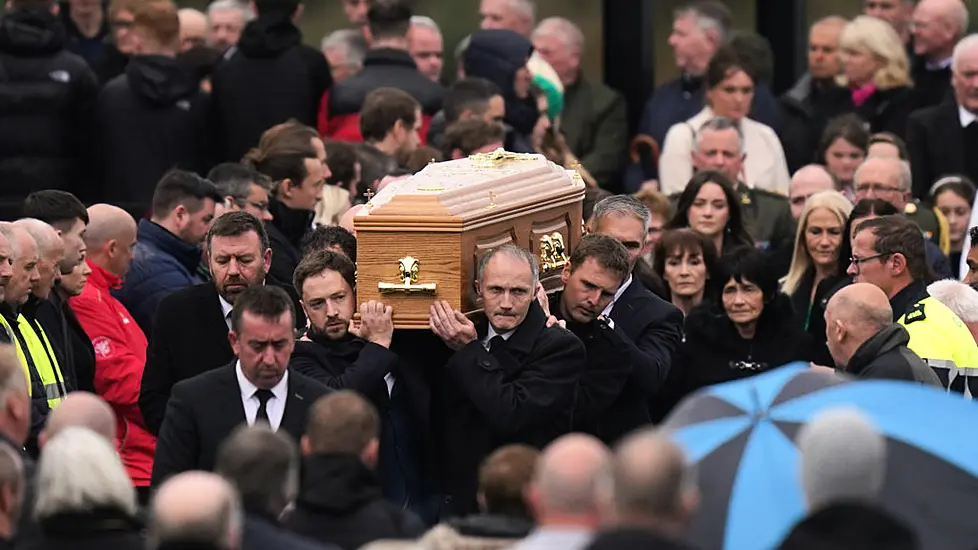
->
xmin=254 ymin=389 xmax=274 ymax=425
xmin=488 ymin=335 xmax=506 ymax=353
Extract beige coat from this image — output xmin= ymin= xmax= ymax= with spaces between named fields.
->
xmin=658 ymin=107 xmax=791 ymax=196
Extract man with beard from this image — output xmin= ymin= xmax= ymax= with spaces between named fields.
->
xmin=360 ymin=87 xmax=423 ymax=168
xmin=140 ymin=212 xmax=272 ymax=436
xmin=429 ymin=244 xmax=585 ymax=517
xmin=543 ymin=235 xmax=636 ymax=444
xmin=21 ymin=190 xmax=94 ymax=393
xmin=289 ymin=250 xmax=430 ymax=515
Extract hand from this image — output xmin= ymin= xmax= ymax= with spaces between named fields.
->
xmin=350 ymin=301 xmax=394 ymax=348
xmin=545 ymin=315 xmax=566 ymax=329
xmin=429 ymin=300 xmax=478 ymax=351
xmin=640 ymin=179 xmax=659 ymax=193
xmin=535 ymin=282 xmax=551 ymax=316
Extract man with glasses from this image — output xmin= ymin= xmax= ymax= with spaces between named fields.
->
xmin=208 ymin=163 xmax=275 ymax=224
xmin=849 ymin=214 xmax=978 ymax=394
xmin=853 ymin=156 xmax=954 ymax=278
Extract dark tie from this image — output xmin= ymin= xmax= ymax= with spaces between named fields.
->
xmin=254 ymin=389 xmax=274 ymax=425
xmin=488 ymin=335 xmax=506 ymax=353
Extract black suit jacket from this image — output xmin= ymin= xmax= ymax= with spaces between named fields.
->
xmin=140 ymin=283 xmax=235 ymax=436
xmin=151 ymin=361 xmax=329 ymax=486
xmin=609 ymin=279 xmax=684 ymax=429
xmin=906 ymin=99 xmax=970 ymax=200
xmin=437 ymin=301 xmax=585 ymax=516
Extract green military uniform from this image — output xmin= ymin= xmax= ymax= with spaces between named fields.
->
xmin=734 ymin=183 xmax=797 ymax=252
xmin=560 ymin=77 xmax=628 ymax=189
xmin=905 ymin=201 xmax=950 ymax=255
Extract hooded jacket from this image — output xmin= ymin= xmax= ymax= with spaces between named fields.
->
xmin=211 ymin=14 xmax=331 ymax=162
xmin=95 ymin=55 xmax=210 ymax=218
xmin=0 ymin=7 xmax=98 ymax=221
xmin=284 ymin=454 xmax=426 ymax=550
xmin=463 ymin=30 xmax=539 ymax=151
xmin=420 ymin=515 xmax=535 ymax=550
xmin=845 ymin=323 xmax=943 ymax=386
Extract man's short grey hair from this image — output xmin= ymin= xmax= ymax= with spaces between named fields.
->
xmin=592 ymin=195 xmax=652 ymax=234
xmin=321 ymin=28 xmax=368 ymax=67
xmin=207 ymin=0 xmax=254 ymax=22
xmin=675 ymin=2 xmax=730 ymax=42
xmin=608 ymin=430 xmax=697 ymax=519
xmin=150 ymin=473 xmax=243 ymax=550
xmin=696 ymin=116 xmax=745 ymax=155
xmin=410 ymin=15 xmax=441 ymax=34
xmin=510 ymin=0 xmax=536 ymax=22
xmin=943 ymin=0 xmax=970 ymax=37
xmin=477 ymin=244 xmax=539 ymax=287
xmin=856 ymin=156 xmax=913 ymax=191
xmin=798 ymin=407 xmax=886 ymax=510
xmin=34 ymin=428 xmax=138 ymax=521
xmin=928 ymin=279 xmax=978 ymax=323
xmin=531 ymin=17 xmax=584 ymax=54
xmin=953 ymin=33 xmax=978 ymax=72
xmin=215 ymin=425 xmax=299 ymax=519
xmin=11 ymin=218 xmax=59 ymax=256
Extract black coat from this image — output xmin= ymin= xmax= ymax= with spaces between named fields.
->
xmin=95 ymin=55 xmax=210 ymax=217
xmin=906 ymin=98 xmax=976 ymax=200
xmin=151 ymin=361 xmax=330 ymax=485
xmin=608 ymin=280 xmax=685 ymax=430
xmin=654 ymin=294 xmax=814 ymax=419
xmin=585 ymin=527 xmax=695 ymax=550
xmin=210 ymin=15 xmax=331 ymax=162
xmin=244 ymin=513 xmax=338 ymax=550
xmin=326 ymin=47 xmax=443 ymax=121
xmin=845 ymin=324 xmax=942 ymax=386
xmin=24 ymin=294 xmax=95 ymax=393
xmin=17 ymin=508 xmax=144 ymax=550
xmin=822 ymin=85 xmax=916 ymax=140
xmin=0 ymin=8 xmax=98 ymax=220
xmin=284 ymin=454 xmax=426 ymax=550
xmin=266 ymin=198 xmax=311 ymax=329
xmin=436 ymin=301 xmax=585 ymax=516
xmin=141 ymin=282 xmax=234 ymax=436
xmin=788 ymin=271 xmax=849 ymax=368
xmin=779 ymin=76 xmax=847 ymax=174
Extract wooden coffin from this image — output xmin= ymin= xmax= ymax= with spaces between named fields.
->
xmin=354 ymin=150 xmax=585 ymax=329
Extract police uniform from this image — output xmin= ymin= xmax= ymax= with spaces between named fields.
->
xmin=0 ymin=308 xmax=67 ymax=408
xmin=892 ymin=282 xmax=978 ymax=397
xmin=905 ymin=201 xmax=950 ymax=255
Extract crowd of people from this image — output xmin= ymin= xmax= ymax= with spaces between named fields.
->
xmin=0 ymin=0 xmax=976 ymax=548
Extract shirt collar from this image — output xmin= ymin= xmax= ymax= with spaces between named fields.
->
xmin=235 ymin=360 xmax=289 ymax=402
xmin=601 ymin=275 xmax=633 ymax=317
xmin=926 ymin=57 xmax=953 ymax=70
xmin=959 ymin=104 xmax=977 ymax=128
xmin=220 ymin=294 xmax=233 ymax=321
xmin=486 ymin=324 xmax=515 ymax=342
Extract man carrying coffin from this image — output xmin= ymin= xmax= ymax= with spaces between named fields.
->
xmin=429 ymin=244 xmax=585 ymax=517
xmin=543 ymin=234 xmax=636 ymax=445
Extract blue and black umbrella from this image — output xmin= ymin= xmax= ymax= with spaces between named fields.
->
xmin=663 ymin=363 xmax=978 ymax=550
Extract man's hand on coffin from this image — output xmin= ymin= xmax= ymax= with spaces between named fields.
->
xmin=535 ymin=283 xmax=551 ymax=316
xmin=429 ymin=300 xmax=478 ymax=351
xmin=350 ymin=300 xmax=394 ymax=348
xmin=545 ymin=315 xmax=565 ymax=329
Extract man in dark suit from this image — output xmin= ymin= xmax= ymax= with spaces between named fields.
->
xmin=545 ymin=235 xmax=636 ymax=445
xmin=588 ymin=196 xmax=685 ymax=424
xmin=216 ymin=425 xmax=338 ymax=550
xmin=151 ymin=285 xmax=329 ymax=486
xmin=429 ymin=244 xmax=585 ymax=517
xmin=906 ymin=35 xmax=978 ymax=200
xmin=140 ymin=212 xmax=274 ymax=436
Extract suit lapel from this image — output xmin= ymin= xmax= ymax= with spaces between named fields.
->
xmin=202 ymin=284 xmax=233 ymax=356
xmin=944 ymin=102 xmax=966 ymax=171
xmin=281 ymin=372 xmax=310 ymax=440
xmin=216 ymin=362 xmax=247 ymax=432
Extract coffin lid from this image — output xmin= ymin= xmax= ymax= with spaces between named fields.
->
xmin=353 ymin=150 xmax=585 ymax=229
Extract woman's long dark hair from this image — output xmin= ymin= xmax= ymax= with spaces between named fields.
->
xmin=667 ymin=170 xmax=754 ymax=252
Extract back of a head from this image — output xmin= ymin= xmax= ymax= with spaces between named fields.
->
xmin=478 ymin=444 xmax=539 ymax=518
xmin=132 ymin=0 xmax=181 ymax=53
xmin=207 ymin=163 xmax=273 ymax=203
xmin=367 ymin=0 xmax=412 ymax=41
xmin=44 ymin=391 xmax=116 ymax=443
xmin=927 ymin=279 xmax=978 ymax=324
xmin=797 ymin=407 xmax=886 ymax=510
xmin=253 ymin=0 xmax=299 ymax=18
xmin=150 ymin=471 xmax=243 ymax=550
xmin=34 ymin=427 xmax=137 ymax=522
xmin=151 ymin=170 xmax=223 ymax=221
xmin=359 ymin=87 xmax=420 ymax=143
xmin=828 ymin=283 xmax=893 ymax=337
xmin=443 ymin=119 xmax=506 ymax=158
xmin=532 ymin=434 xmax=609 ymax=517
xmin=304 ymin=391 xmax=379 ymax=456
xmin=608 ymin=430 xmax=696 ymax=524
xmin=324 ymin=141 xmax=359 ymax=188
xmin=300 ymin=223 xmax=357 ymax=262
xmin=444 ymin=78 xmax=502 ymax=123
xmin=728 ymin=30 xmax=774 ymax=84
xmin=216 ymin=424 xmax=298 ymax=518
xmin=777 ymin=501 xmax=918 ymax=550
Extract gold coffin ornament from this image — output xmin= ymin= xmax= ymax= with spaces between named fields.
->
xmin=378 ymin=256 xmax=437 ymax=294
xmin=539 ymin=232 xmax=569 ymax=272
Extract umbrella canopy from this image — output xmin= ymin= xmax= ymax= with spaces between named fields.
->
xmin=663 ymin=363 xmax=978 ymax=550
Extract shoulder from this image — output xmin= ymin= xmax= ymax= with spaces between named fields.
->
xmin=158 ymin=283 xmax=212 ymax=311
xmin=537 ymin=324 xmax=584 ymax=353
xmin=752 ymin=187 xmax=790 ymax=204
xmin=745 ymin=117 xmax=780 ymax=139
xmin=909 ymin=103 xmax=944 ymax=123
xmin=174 ymin=363 xmax=232 ymax=395
xmin=289 ymin=370 xmax=330 ymax=397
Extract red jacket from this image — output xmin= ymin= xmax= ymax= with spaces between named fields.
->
xmin=69 ymin=259 xmax=156 ymax=486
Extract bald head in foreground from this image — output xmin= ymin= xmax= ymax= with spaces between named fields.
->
xmin=40 ymin=392 xmax=116 ymax=448
xmin=524 ymin=434 xmax=609 ymax=529
xmin=824 ymin=283 xmax=942 ymax=385
xmin=150 ymin=471 xmax=243 ymax=550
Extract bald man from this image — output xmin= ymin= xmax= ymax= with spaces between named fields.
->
xmin=587 ymin=430 xmax=698 ymax=549
xmin=178 ymin=8 xmax=208 ymax=52
xmin=788 ymin=165 xmax=836 ymax=220
xmin=513 ymin=434 xmax=609 ymax=550
xmin=825 ymin=283 xmax=942 ymax=385
xmin=150 ymin=471 xmax=243 ymax=549
xmin=11 ymin=219 xmax=63 ymax=302
xmin=0 ymin=227 xmax=13 ymax=315
xmin=40 ymin=391 xmax=116 ymax=448
xmin=68 ymin=205 xmax=155 ymax=499
xmin=911 ymin=0 xmax=970 ymax=109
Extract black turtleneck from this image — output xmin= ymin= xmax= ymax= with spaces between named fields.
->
xmin=268 ymin=197 xmax=314 ymax=249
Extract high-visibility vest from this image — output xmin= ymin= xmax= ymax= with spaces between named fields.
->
xmin=898 ymin=296 xmax=978 ymax=393
xmin=0 ymin=315 xmax=32 ymax=397
xmin=0 ymin=313 xmax=67 ymax=408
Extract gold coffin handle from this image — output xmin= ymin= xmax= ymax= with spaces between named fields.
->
xmin=377 ymin=256 xmax=437 ymax=295
xmin=539 ymin=232 xmax=569 ymax=272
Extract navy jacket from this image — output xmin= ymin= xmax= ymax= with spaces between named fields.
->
xmin=116 ymin=219 xmax=203 ymax=337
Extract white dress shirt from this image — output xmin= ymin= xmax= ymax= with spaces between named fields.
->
xmin=601 ymin=274 xmax=633 ymax=317
xmin=236 ymin=360 xmax=288 ymax=431
xmin=483 ymin=325 xmax=515 ymax=351
xmin=220 ymin=294 xmax=233 ymax=331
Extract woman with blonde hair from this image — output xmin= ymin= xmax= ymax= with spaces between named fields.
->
xmin=831 ymin=15 xmax=915 ymax=138
xmin=781 ymin=191 xmax=853 ymax=365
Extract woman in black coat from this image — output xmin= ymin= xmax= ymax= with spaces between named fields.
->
xmin=652 ymin=247 xmax=814 ymax=421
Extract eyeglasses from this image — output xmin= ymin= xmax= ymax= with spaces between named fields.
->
xmin=849 ymin=252 xmax=891 ymax=273
xmin=854 ymin=184 xmax=903 ymax=194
